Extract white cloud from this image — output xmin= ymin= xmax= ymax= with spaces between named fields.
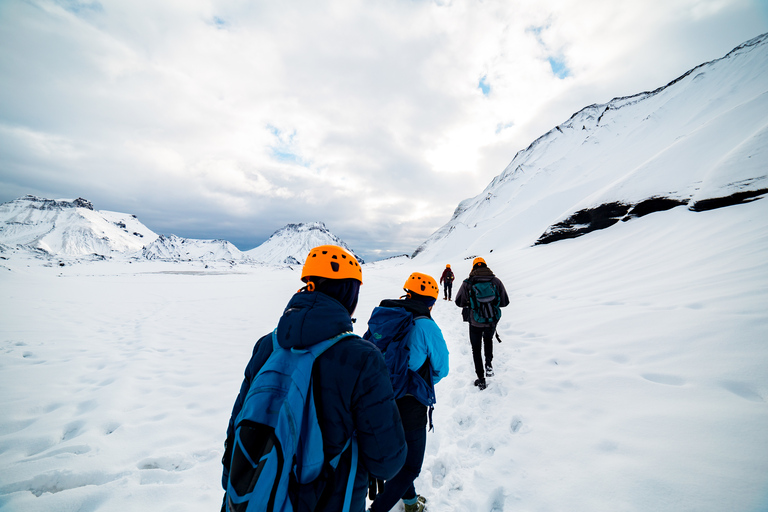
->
xmin=0 ymin=0 xmax=766 ymax=259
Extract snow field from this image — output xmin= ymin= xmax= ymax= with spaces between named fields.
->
xmin=1 ymin=199 xmax=767 ymax=511
xmin=416 ymin=201 xmax=768 ymax=511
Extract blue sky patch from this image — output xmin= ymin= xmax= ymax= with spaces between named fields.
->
xmin=479 ymin=75 xmax=490 ymax=95
xmin=267 ymin=125 xmax=308 ymax=166
xmin=548 ymin=56 xmax=570 ymax=79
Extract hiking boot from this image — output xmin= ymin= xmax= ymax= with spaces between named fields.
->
xmin=474 ymin=378 xmax=487 ymax=390
xmin=485 ymin=364 xmax=494 ymax=377
xmin=403 ymin=499 xmax=425 ymax=512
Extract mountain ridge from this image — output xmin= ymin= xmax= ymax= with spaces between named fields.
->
xmin=0 ymin=197 xmax=363 ymax=266
xmin=412 ymin=32 xmax=768 ymax=259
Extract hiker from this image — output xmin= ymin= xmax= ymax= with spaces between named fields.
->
xmin=454 ymin=257 xmax=509 ymax=390
xmin=364 ymin=272 xmax=450 ymax=512
xmin=221 ymin=245 xmax=407 ymax=512
xmin=439 ymin=264 xmax=455 ymax=300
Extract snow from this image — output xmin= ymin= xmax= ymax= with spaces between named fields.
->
xmin=2 ymin=32 xmax=768 ymax=512
xmin=1 ymin=197 xmax=767 ymax=512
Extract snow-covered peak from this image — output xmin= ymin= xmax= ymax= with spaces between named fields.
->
xmin=0 ymin=195 xmax=158 ymax=257
xmin=413 ymin=32 xmax=768 ymax=260
xmin=246 ymin=222 xmax=364 ymax=265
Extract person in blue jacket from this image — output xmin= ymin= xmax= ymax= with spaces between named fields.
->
xmin=367 ymin=272 xmax=450 ymax=512
xmin=221 ymin=245 xmax=407 ymax=512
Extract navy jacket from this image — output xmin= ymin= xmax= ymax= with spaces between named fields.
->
xmin=224 ymin=291 xmax=407 ymax=512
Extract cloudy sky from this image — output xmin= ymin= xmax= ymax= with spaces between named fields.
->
xmin=1 ymin=0 xmax=766 ymax=260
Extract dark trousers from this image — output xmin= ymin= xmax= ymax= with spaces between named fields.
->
xmin=443 ymin=281 xmax=453 ymax=299
xmin=469 ymin=324 xmax=495 ymax=380
xmin=370 ymin=427 xmax=427 ymax=512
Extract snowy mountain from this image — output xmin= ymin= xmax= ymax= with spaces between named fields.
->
xmin=0 ymin=197 xmax=363 ymax=266
xmin=0 ymin=195 xmax=158 ymax=258
xmin=141 ymin=234 xmax=251 ymax=263
xmin=413 ymin=33 xmax=768 ymax=259
xmin=246 ymin=222 xmax=364 ymax=265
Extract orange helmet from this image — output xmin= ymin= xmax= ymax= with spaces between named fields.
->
xmin=301 ymin=245 xmax=362 ymax=283
xmin=473 ymin=257 xmax=486 ymax=267
xmin=403 ymin=272 xmax=439 ymax=299
xmin=446 ymin=264 xmax=451 ymax=268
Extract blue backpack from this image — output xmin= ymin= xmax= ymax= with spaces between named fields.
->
xmin=225 ymin=331 xmax=358 ymax=512
xmin=467 ymin=280 xmax=501 ymax=325
xmin=363 ymin=307 xmax=435 ymax=408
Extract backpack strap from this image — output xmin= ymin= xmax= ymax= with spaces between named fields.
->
xmin=428 ymin=406 xmax=434 ymax=432
xmin=328 ymin=432 xmax=358 ymax=512
xmin=343 ymin=434 xmax=358 ymax=512
xmin=271 ymin=329 xmax=355 ymax=355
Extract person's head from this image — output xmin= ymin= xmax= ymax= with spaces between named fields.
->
xmin=301 ymin=245 xmax=363 ymax=315
xmin=403 ymin=272 xmax=439 ymax=309
xmin=472 ymin=257 xmax=487 ymax=269
xmin=446 ymin=264 xmax=451 ymax=269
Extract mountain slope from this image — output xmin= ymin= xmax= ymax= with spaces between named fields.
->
xmin=0 ymin=195 xmax=158 ymax=257
xmin=246 ymin=222 xmax=364 ymax=265
xmin=413 ymin=33 xmax=768 ymax=260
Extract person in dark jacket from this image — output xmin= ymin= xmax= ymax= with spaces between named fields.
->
xmin=367 ymin=272 xmax=449 ymax=512
xmin=454 ymin=257 xmax=509 ymax=390
xmin=221 ymin=245 xmax=407 ymax=512
xmin=439 ymin=264 xmax=455 ymax=300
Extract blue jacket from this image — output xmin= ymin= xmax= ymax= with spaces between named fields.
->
xmin=407 ymin=317 xmax=450 ymax=385
xmin=370 ymin=298 xmax=450 ymax=431
xmin=224 ymin=291 xmax=407 ymax=512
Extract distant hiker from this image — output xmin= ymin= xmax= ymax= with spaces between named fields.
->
xmin=221 ymin=245 xmax=407 ymax=512
xmin=454 ymin=257 xmax=509 ymax=390
xmin=439 ymin=264 xmax=455 ymax=300
xmin=364 ymin=272 xmax=450 ymax=512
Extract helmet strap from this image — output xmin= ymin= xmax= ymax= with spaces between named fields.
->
xmin=298 ymin=280 xmax=317 ymax=293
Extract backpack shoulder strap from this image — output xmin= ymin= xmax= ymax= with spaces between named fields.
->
xmin=271 ymin=329 xmax=356 ymax=356
xmin=328 ymin=433 xmax=358 ymax=512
